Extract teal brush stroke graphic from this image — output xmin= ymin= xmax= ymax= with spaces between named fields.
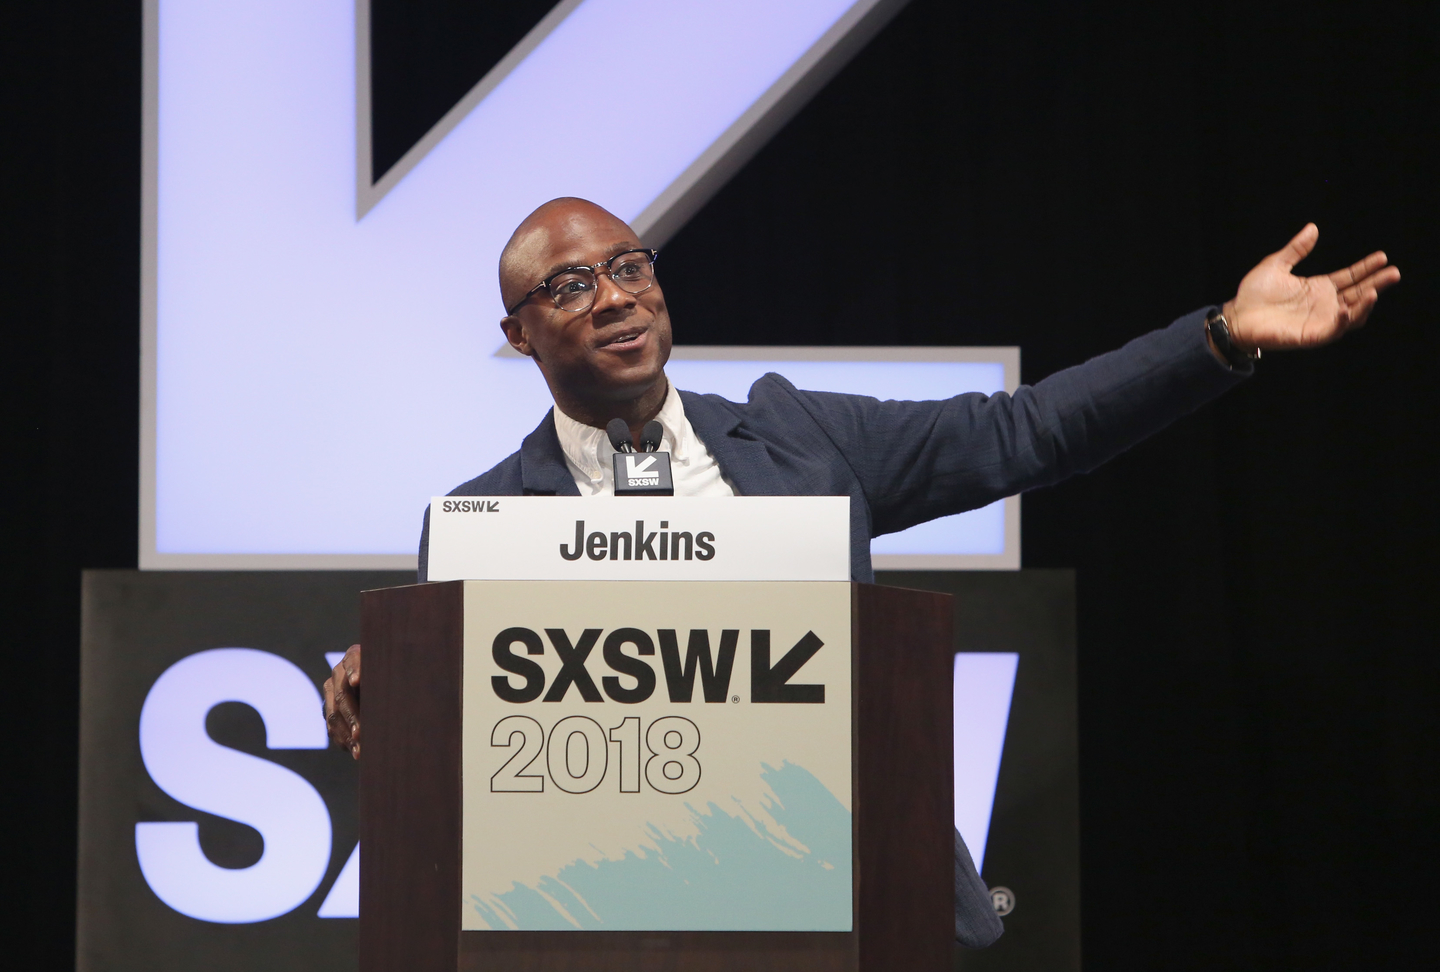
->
xmin=471 ymin=761 xmax=852 ymax=931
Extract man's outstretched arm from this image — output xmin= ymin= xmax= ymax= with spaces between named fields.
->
xmin=791 ymin=224 xmax=1399 ymax=534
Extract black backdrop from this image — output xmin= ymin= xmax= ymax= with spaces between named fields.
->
xmin=5 ymin=1 xmax=1437 ymax=968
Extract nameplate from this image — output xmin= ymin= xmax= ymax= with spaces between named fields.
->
xmin=426 ymin=496 xmax=850 ymax=581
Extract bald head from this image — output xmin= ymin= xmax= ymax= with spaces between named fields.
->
xmin=499 ymin=198 xmax=638 ymax=314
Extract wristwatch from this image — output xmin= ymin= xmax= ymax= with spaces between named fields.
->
xmin=1205 ymin=306 xmax=1260 ymax=370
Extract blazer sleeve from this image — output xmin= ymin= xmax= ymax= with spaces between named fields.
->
xmin=416 ymin=505 xmax=431 ymax=583
xmin=779 ymin=308 xmax=1250 ymax=536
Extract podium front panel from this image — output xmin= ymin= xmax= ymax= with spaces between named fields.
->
xmin=460 ymin=581 xmax=853 ymax=933
xmin=361 ymin=580 xmax=954 ymax=972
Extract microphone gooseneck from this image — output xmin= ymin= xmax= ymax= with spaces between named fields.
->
xmin=640 ymin=421 xmax=664 ymax=453
xmin=606 ymin=418 xmax=635 ymax=454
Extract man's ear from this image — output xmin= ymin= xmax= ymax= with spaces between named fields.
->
xmin=499 ymin=315 xmax=535 ymax=358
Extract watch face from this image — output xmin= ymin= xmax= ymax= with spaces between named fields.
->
xmin=1208 ymin=314 xmax=1252 ymax=368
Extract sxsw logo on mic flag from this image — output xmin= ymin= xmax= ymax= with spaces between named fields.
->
xmin=625 ymin=455 xmax=660 ymax=484
xmin=614 ymin=451 xmax=675 ymax=495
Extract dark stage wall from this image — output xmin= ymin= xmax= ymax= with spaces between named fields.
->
xmin=5 ymin=1 xmax=1438 ymax=969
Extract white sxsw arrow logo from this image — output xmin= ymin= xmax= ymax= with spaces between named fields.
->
xmin=625 ymin=455 xmax=659 ymax=478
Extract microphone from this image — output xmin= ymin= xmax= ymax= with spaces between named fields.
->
xmin=606 ymin=418 xmax=635 ymax=454
xmin=610 ymin=418 xmax=674 ymax=496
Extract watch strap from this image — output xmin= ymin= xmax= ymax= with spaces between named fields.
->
xmin=1205 ymin=307 xmax=1259 ymax=369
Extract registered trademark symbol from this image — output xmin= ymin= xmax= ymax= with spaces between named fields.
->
xmin=988 ymin=886 xmax=1015 ymax=916
xmin=731 ymin=695 xmax=740 ymax=704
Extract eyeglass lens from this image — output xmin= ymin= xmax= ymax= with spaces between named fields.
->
xmin=546 ymin=251 xmax=655 ymax=312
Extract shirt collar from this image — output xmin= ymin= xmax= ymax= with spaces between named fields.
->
xmin=551 ymin=378 xmax=693 ymax=485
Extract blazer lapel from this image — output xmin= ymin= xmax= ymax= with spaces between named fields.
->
xmin=518 ymin=409 xmax=582 ymax=496
xmin=680 ymin=390 xmax=785 ymax=496
xmin=520 ymin=395 xmax=784 ymax=497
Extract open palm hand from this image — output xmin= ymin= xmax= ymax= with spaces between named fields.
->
xmin=1226 ymin=224 xmax=1400 ymax=352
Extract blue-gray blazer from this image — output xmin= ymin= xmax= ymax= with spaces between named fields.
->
xmin=416 ymin=307 xmax=1247 ymax=946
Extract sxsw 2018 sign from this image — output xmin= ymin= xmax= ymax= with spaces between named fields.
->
xmin=460 ymin=581 xmax=855 ymax=931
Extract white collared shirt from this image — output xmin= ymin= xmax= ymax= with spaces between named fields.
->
xmin=552 ymin=381 xmax=737 ymax=497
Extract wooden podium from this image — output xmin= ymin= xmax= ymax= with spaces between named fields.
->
xmin=359 ymin=580 xmax=954 ymax=972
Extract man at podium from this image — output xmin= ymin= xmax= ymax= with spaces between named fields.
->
xmin=325 ymin=196 xmax=1397 ymax=946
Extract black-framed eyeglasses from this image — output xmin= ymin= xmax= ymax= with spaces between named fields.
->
xmin=505 ymin=249 xmax=659 ymax=316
